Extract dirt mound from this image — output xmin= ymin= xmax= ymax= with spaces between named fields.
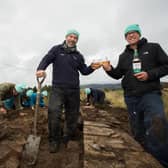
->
xmin=0 ymin=103 xmax=163 ymax=168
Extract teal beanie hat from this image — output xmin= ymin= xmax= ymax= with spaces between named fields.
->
xmin=124 ymin=24 xmax=141 ymax=36
xmin=41 ymin=90 xmax=48 ymax=97
xmin=15 ymin=83 xmax=27 ymax=93
xmin=66 ymin=29 xmax=80 ymax=38
xmin=84 ymin=88 xmax=91 ymax=95
xmin=26 ymin=89 xmax=34 ymax=97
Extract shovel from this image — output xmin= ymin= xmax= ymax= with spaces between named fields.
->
xmin=23 ymin=76 xmax=45 ymax=165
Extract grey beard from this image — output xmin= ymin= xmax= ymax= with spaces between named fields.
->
xmin=63 ymin=41 xmax=77 ymax=53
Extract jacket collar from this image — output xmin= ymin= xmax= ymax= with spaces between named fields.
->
xmin=125 ymin=38 xmax=147 ymax=52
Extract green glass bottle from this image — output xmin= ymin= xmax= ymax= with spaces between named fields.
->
xmin=132 ymin=49 xmax=141 ymax=73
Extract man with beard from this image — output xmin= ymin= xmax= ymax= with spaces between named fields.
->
xmin=36 ymin=29 xmax=99 ymax=153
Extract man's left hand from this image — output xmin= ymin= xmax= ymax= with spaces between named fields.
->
xmin=134 ymin=71 xmax=149 ymax=81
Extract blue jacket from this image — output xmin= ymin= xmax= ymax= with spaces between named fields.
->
xmin=37 ymin=43 xmax=94 ymax=88
xmin=23 ymin=93 xmax=44 ymax=107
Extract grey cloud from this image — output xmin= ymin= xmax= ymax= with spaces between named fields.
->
xmin=0 ymin=0 xmax=168 ymax=86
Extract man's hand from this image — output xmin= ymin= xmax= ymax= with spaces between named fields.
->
xmin=134 ymin=71 xmax=149 ymax=81
xmin=91 ymin=62 xmax=102 ymax=70
xmin=0 ymin=107 xmax=7 ymax=114
xmin=102 ymin=61 xmax=112 ymax=71
xmin=36 ymin=70 xmax=46 ymax=78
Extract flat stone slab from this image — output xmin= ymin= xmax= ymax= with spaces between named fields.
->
xmin=84 ymin=119 xmax=163 ymax=168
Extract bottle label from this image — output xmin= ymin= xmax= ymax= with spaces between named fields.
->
xmin=133 ymin=62 xmax=141 ymax=73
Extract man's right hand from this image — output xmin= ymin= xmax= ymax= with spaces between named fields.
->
xmin=0 ymin=107 xmax=7 ymax=114
xmin=102 ymin=61 xmax=112 ymax=71
xmin=36 ymin=70 xmax=46 ymax=78
xmin=91 ymin=62 xmax=102 ymax=70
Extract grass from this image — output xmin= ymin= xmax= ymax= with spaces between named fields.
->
xmin=80 ymin=88 xmax=168 ymax=119
xmin=105 ymin=89 xmax=168 ymax=118
xmin=80 ymin=88 xmax=126 ymax=109
xmin=105 ymin=89 xmax=126 ymax=109
xmin=162 ymin=88 xmax=168 ymax=118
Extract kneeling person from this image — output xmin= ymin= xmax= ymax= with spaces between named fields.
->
xmin=85 ymin=88 xmax=105 ymax=105
xmin=0 ymin=83 xmax=27 ymax=114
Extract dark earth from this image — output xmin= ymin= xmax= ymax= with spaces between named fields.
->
xmin=0 ymin=101 xmax=163 ymax=168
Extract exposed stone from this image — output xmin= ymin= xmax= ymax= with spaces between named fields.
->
xmin=82 ymin=104 xmax=164 ymax=168
xmin=84 ymin=124 xmax=115 ymax=137
xmin=84 ymin=121 xmax=110 ymax=128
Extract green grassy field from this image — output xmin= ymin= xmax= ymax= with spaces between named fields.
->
xmin=162 ymin=88 xmax=168 ymax=118
xmin=106 ymin=89 xmax=168 ymax=119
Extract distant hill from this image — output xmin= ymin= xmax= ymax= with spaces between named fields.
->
xmin=80 ymin=83 xmax=121 ymax=90
xmin=40 ymin=82 xmax=168 ymax=92
xmin=80 ymin=82 xmax=168 ymax=90
xmin=161 ymin=82 xmax=168 ymax=88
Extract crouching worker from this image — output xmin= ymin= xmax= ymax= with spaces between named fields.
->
xmin=22 ymin=89 xmax=48 ymax=110
xmin=0 ymin=83 xmax=27 ymax=114
xmin=85 ymin=88 xmax=105 ymax=106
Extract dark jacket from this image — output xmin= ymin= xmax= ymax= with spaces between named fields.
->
xmin=37 ymin=43 xmax=94 ymax=88
xmin=106 ymin=38 xmax=168 ymax=96
xmin=87 ymin=88 xmax=105 ymax=104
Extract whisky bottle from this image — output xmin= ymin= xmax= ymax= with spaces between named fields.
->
xmin=132 ymin=49 xmax=141 ymax=74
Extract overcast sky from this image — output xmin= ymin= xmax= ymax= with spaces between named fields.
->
xmin=0 ymin=0 xmax=168 ymax=87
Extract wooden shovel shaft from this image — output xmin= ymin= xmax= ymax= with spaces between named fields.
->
xmin=34 ymin=76 xmax=46 ymax=136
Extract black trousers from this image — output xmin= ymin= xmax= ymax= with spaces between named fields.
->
xmin=48 ymin=87 xmax=80 ymax=144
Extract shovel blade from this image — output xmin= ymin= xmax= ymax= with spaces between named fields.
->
xmin=23 ymin=134 xmax=41 ymax=165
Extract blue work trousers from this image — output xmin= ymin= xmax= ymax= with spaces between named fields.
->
xmin=125 ymin=91 xmax=168 ymax=167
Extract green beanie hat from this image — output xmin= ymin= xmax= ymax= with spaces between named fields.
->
xmin=66 ymin=29 xmax=80 ymax=38
xmin=41 ymin=90 xmax=48 ymax=97
xmin=15 ymin=83 xmax=27 ymax=93
xmin=26 ymin=89 xmax=34 ymax=97
xmin=84 ymin=88 xmax=91 ymax=95
xmin=124 ymin=24 xmax=141 ymax=36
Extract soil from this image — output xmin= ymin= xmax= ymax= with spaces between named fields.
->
xmin=0 ymin=102 xmax=163 ymax=168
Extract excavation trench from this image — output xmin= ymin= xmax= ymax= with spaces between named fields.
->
xmin=0 ymin=103 xmax=163 ymax=168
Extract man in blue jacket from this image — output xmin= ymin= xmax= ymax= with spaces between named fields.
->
xmin=36 ymin=29 xmax=99 ymax=153
xmin=102 ymin=24 xmax=168 ymax=167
